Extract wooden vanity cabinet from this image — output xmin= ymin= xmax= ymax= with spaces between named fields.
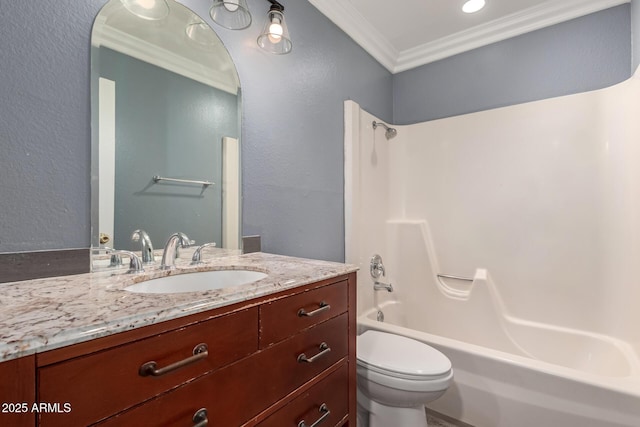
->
xmin=30 ymin=272 xmax=356 ymax=427
xmin=256 ymin=364 xmax=350 ymax=427
xmin=0 ymin=355 xmax=36 ymax=427
xmin=38 ymin=308 xmax=259 ymax=426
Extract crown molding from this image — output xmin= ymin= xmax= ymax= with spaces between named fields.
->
xmin=93 ymin=24 xmax=238 ymax=94
xmin=395 ymin=0 xmax=630 ymax=73
xmin=309 ymin=0 xmax=630 ymax=74
xmin=308 ymin=0 xmax=399 ymax=72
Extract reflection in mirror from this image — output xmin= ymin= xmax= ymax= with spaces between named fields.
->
xmin=90 ymin=0 xmax=241 ymax=261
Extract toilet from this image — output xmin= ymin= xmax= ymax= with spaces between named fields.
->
xmin=356 ymin=330 xmax=453 ymax=427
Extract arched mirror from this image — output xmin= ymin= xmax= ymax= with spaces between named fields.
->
xmin=90 ymin=0 xmax=241 ymax=259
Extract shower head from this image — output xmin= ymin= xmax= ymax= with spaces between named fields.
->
xmin=385 ymin=127 xmax=397 ymax=139
xmin=372 ymin=121 xmax=397 ymax=140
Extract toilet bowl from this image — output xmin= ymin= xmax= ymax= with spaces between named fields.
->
xmin=356 ymin=330 xmax=453 ymax=427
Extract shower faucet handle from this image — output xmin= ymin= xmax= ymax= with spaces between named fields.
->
xmin=370 ymin=254 xmax=386 ymax=279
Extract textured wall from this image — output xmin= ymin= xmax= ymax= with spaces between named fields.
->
xmin=0 ymin=0 xmax=392 ymax=262
xmin=0 ymin=1 xmax=105 ymax=252
xmin=393 ymin=5 xmax=632 ymax=125
xmin=633 ymin=0 xmax=640 ymax=70
xmin=0 ymin=1 xmax=633 ymax=262
xmin=99 ymin=47 xmax=237 ymax=250
xmin=182 ymin=0 xmax=394 ymax=261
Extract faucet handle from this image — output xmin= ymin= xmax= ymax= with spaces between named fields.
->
xmin=191 ymin=242 xmax=217 ymax=265
xmin=370 ymin=254 xmax=386 ymax=279
xmin=125 ymin=251 xmax=145 ymax=274
xmin=110 ymin=253 xmax=123 ymax=267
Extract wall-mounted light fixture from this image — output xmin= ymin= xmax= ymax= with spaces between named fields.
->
xmin=209 ymin=0 xmax=292 ymax=54
xmin=209 ymin=0 xmax=252 ymax=30
xmin=257 ymin=1 xmax=292 ymax=54
xmin=186 ymin=17 xmax=220 ymax=46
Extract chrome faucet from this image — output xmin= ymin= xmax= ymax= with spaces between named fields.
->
xmin=160 ymin=232 xmax=192 ymax=270
xmin=370 ymin=254 xmax=393 ymax=292
xmin=374 ymin=281 xmax=394 ymax=292
xmin=191 ymin=242 xmax=217 ymax=265
xmin=131 ymin=229 xmax=155 ymax=264
xmin=102 ymin=246 xmax=123 ymax=268
xmin=110 ymin=250 xmax=144 ymax=274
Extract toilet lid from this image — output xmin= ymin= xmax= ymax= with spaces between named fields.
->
xmin=357 ymin=330 xmax=451 ymax=379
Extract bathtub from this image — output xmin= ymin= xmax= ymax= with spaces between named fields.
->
xmin=344 ymin=78 xmax=640 ymax=426
xmin=358 ymin=297 xmax=640 ymax=427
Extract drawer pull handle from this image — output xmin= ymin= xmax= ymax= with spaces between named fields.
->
xmin=193 ymin=408 xmax=208 ymax=427
xmin=297 ymin=342 xmax=331 ymax=363
xmin=298 ymin=403 xmax=330 ymax=427
xmin=298 ymin=301 xmax=330 ymax=317
xmin=139 ymin=343 xmax=208 ymax=377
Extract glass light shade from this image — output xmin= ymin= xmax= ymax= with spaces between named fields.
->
xmin=257 ymin=10 xmax=292 ymax=55
xmin=186 ymin=20 xmax=219 ymax=46
xmin=120 ymin=0 xmax=170 ymax=20
xmin=210 ymin=0 xmax=252 ymax=30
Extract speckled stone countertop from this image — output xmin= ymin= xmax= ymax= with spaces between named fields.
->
xmin=0 ymin=252 xmax=357 ymax=362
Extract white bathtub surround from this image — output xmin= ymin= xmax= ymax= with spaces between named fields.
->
xmin=345 ymin=68 xmax=640 ymax=426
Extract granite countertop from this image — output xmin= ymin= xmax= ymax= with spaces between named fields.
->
xmin=0 ymin=252 xmax=357 ymax=362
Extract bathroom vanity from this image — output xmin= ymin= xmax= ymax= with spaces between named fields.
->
xmin=0 ymin=253 xmax=357 ymax=427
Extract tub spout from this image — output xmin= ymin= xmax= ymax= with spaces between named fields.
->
xmin=374 ymin=281 xmax=393 ymax=292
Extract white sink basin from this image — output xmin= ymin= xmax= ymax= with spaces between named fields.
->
xmin=124 ymin=270 xmax=268 ymax=294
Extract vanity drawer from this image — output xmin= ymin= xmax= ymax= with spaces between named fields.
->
xmin=38 ymin=308 xmax=258 ymax=427
xmin=260 ymin=280 xmax=348 ymax=347
xmin=256 ymin=364 xmax=349 ymax=427
xmin=95 ymin=313 xmax=348 ymax=427
xmin=255 ymin=312 xmax=348 ymax=401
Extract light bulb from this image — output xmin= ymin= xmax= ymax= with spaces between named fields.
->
xmin=268 ymin=20 xmax=283 ymax=44
xmin=137 ymin=0 xmax=156 ymax=10
xmin=223 ymin=0 xmax=239 ymax=12
xmin=257 ymin=8 xmax=291 ymax=54
xmin=462 ymin=0 xmax=485 ymax=13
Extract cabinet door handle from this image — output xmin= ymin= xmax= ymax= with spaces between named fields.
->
xmin=298 ymin=301 xmax=330 ymax=317
xmin=298 ymin=403 xmax=330 ymax=427
xmin=192 ymin=408 xmax=208 ymax=427
xmin=297 ymin=342 xmax=331 ymax=363
xmin=139 ymin=343 xmax=208 ymax=377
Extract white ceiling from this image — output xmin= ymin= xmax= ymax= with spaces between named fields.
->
xmin=308 ymin=0 xmax=629 ymax=74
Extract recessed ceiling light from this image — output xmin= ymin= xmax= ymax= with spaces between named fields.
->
xmin=462 ymin=0 xmax=485 ymax=14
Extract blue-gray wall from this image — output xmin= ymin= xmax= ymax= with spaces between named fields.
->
xmin=0 ymin=1 xmax=636 ymax=262
xmin=0 ymin=0 xmax=392 ymax=262
xmin=633 ymin=0 xmax=640 ymax=70
xmin=393 ymin=4 xmax=632 ymax=124
xmin=183 ymin=0 xmax=393 ymax=261
xmin=99 ymin=47 xmax=237 ymax=250
xmin=0 ymin=1 xmax=102 ymax=252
